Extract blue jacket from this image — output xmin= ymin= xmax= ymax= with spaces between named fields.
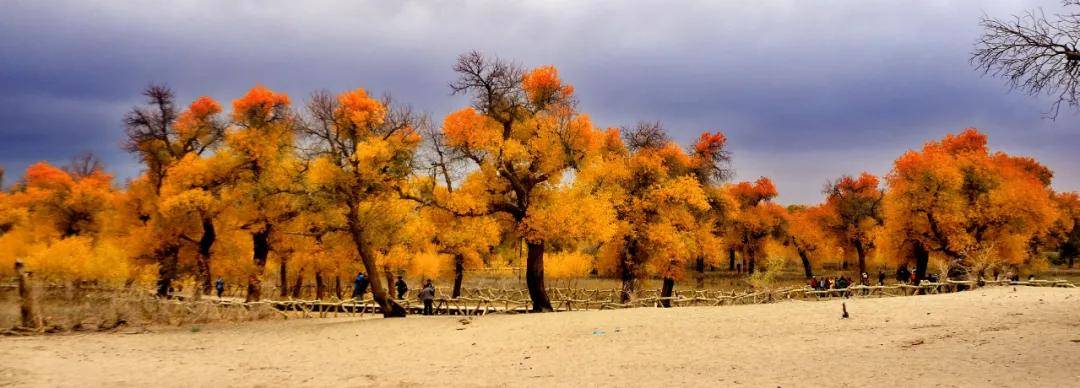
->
xmin=352 ymin=274 xmax=368 ymax=296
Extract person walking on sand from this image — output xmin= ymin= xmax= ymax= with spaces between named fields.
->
xmin=353 ymin=271 xmax=369 ymax=301
xmin=419 ymin=279 xmax=436 ymax=316
xmin=395 ymin=275 xmax=409 ymax=300
xmin=877 ymin=270 xmax=886 ymax=286
xmin=215 ymin=276 xmax=225 ymax=298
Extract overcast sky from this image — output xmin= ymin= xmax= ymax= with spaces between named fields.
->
xmin=1 ymin=0 xmax=1077 ymax=203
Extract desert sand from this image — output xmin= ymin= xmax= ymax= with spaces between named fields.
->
xmin=2 ymin=286 xmax=1079 ymax=387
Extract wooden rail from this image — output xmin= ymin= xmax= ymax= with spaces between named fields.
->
xmin=256 ymin=278 xmax=1076 ymax=316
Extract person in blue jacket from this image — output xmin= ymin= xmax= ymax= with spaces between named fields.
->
xmin=214 ymin=277 xmax=225 ymax=298
xmin=352 ymin=271 xmax=369 ymax=301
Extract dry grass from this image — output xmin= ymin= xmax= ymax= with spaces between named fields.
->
xmin=0 ymin=285 xmax=287 ymax=334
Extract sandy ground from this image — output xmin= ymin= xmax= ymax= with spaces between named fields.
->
xmin=1 ymin=286 xmax=1079 ymax=387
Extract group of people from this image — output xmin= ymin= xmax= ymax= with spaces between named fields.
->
xmin=894 ymin=265 xmax=942 ymax=285
xmin=808 ymin=275 xmax=858 ymax=291
xmin=352 ymin=272 xmax=438 ymax=315
xmin=808 ymin=271 xmax=893 ymax=296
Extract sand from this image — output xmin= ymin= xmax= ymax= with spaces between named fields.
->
xmin=1 ymin=286 xmax=1078 ymax=387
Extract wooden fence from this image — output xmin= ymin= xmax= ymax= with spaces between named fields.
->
xmin=255 ymin=278 xmax=1077 ymax=317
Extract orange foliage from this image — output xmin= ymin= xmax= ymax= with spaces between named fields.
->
xmin=522 ymin=65 xmax=574 ymax=108
xmin=231 ymin=85 xmax=290 ymax=125
xmin=883 ymin=128 xmax=1058 ymax=279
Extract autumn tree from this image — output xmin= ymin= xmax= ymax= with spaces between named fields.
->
xmin=299 ymin=88 xmax=422 ymax=317
xmin=687 ymin=131 xmax=736 ymax=288
xmin=0 ymin=162 xmax=129 ymax=282
xmin=582 ymin=123 xmax=731 ymax=304
xmin=422 ymin=52 xmax=610 ymax=312
xmin=407 ymin=125 xmax=504 ymax=298
xmin=883 ymin=128 xmax=1059 ymax=281
xmin=785 ymin=204 xmax=839 ymax=279
xmin=1045 ymin=192 xmax=1080 ymax=267
xmin=123 ymin=85 xmax=225 ymax=296
xmin=822 ymin=172 xmax=884 ymax=275
xmin=219 ymin=85 xmax=304 ymax=302
xmin=726 ymin=177 xmax=786 ymax=275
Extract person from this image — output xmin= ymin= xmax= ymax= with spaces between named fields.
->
xmin=860 ymin=272 xmax=870 ymax=286
xmin=395 ymin=275 xmax=409 ymax=300
xmin=877 ymin=270 xmax=886 ymax=286
xmin=419 ymin=279 xmax=436 ymax=316
xmin=352 ymin=271 xmax=369 ymax=301
xmin=896 ymin=265 xmax=909 ymax=284
xmin=822 ymin=277 xmax=831 ymax=290
xmin=809 ymin=276 xmax=819 ymax=290
xmin=215 ymin=277 xmax=225 ymax=298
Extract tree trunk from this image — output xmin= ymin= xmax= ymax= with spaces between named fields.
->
xmin=797 ymin=248 xmax=814 ymax=279
xmin=913 ymin=242 xmax=929 ymax=284
xmin=695 ymin=257 xmax=706 ymax=289
xmin=196 ymin=217 xmax=216 ymax=295
xmin=246 ymin=227 xmax=271 ymax=302
xmin=525 ymin=241 xmax=554 ymax=312
xmin=746 ymin=246 xmax=756 ymax=275
xmin=384 ymin=268 xmax=394 ymax=300
xmin=279 ymin=252 xmax=289 ymax=298
xmin=660 ymin=277 xmax=675 ymax=308
xmin=1070 ymin=256 xmax=1075 ymax=268
xmin=292 ymin=267 xmax=304 ymax=299
xmin=315 ymin=271 xmax=326 ymax=300
xmin=619 ymin=239 xmax=639 ymax=303
xmin=854 ymin=240 xmax=867 ymax=276
xmin=15 ymin=260 xmax=42 ymax=330
xmin=452 ymin=253 xmax=465 ymax=299
xmin=728 ymin=248 xmax=736 ymax=271
xmin=334 ymin=276 xmax=342 ymax=299
xmin=156 ymin=243 xmax=180 ymax=297
xmin=347 ymin=206 xmax=406 ymax=317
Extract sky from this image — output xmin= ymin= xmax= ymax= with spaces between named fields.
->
xmin=1 ymin=0 xmax=1078 ymax=204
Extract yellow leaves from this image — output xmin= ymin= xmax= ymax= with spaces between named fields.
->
xmin=21 ymin=237 xmax=131 ymax=283
xmin=162 ymin=154 xmax=232 ymax=195
xmin=406 ymin=248 xmax=451 ymax=279
xmin=159 ymin=189 xmax=215 ymax=218
xmin=306 ymin=156 xmax=346 ymax=189
xmin=336 ymin=88 xmax=386 ymax=129
xmin=652 ymin=176 xmax=710 ymax=211
xmin=353 ymin=137 xmax=394 ymax=176
xmin=522 ymin=188 xmax=617 ymax=245
xmin=544 ymin=251 xmax=593 ymax=279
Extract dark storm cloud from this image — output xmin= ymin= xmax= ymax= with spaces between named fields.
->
xmin=0 ymin=0 xmax=1077 ymax=202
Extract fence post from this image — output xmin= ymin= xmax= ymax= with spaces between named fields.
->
xmin=15 ymin=260 xmax=43 ymax=331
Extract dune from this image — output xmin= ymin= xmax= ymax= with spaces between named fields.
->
xmin=1 ymin=286 xmax=1078 ymax=387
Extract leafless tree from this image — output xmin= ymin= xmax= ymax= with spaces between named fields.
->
xmin=64 ymin=151 xmax=104 ymax=178
xmin=973 ymin=1 xmax=1080 ymax=118
xmin=622 ymin=121 xmax=670 ymax=151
